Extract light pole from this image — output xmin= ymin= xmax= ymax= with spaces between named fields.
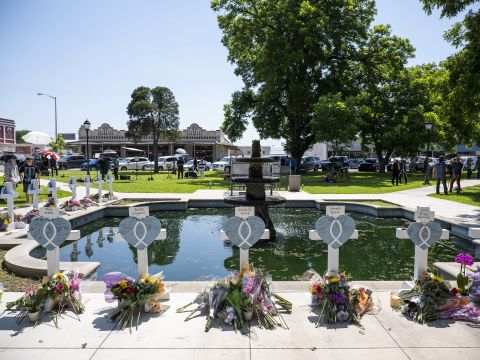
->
xmin=37 ymin=92 xmax=57 ymax=139
xmin=423 ymin=120 xmax=433 ymax=185
xmin=84 ymin=119 xmax=91 ymax=176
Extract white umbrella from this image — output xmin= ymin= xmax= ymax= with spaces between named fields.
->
xmin=22 ymin=131 xmax=52 ymax=145
xmin=175 ymin=148 xmax=187 ymax=154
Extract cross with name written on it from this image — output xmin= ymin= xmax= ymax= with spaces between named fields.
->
xmin=396 ymin=206 xmax=449 ymax=285
xmin=309 ymin=205 xmax=358 ymax=275
xmin=47 ymin=178 xmax=60 ymax=207
xmin=116 ymin=206 xmax=167 ymax=278
xmin=0 ymin=182 xmax=19 ymax=229
xmin=69 ymin=176 xmax=77 ymax=200
xmin=223 ymin=206 xmax=266 ymax=270
xmin=27 ymin=179 xmax=43 ymax=210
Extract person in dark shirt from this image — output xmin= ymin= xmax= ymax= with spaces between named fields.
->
xmin=20 ymin=157 xmax=40 ymax=205
xmin=49 ymin=157 xmax=58 ymax=177
xmin=391 ymin=159 xmax=400 ymax=186
xmin=176 ymin=157 xmax=185 ymax=179
xmin=399 ymin=155 xmax=408 ymax=184
xmin=98 ymin=155 xmax=109 ymax=180
xmin=449 ymin=153 xmax=463 ymax=194
xmin=433 ymin=155 xmax=448 ymax=195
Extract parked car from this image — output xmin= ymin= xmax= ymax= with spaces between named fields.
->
xmin=412 ymin=156 xmax=438 ymax=172
xmin=461 ymin=156 xmax=477 ymax=172
xmin=358 ymin=158 xmax=379 ymax=172
xmin=348 ymin=159 xmax=362 ymax=169
xmin=57 ymin=155 xmax=86 ymax=169
xmin=81 ymin=159 xmax=99 ymax=171
xmin=144 ymin=156 xmax=181 ymax=171
xmin=301 ymin=156 xmax=321 ymax=171
xmin=328 ymin=156 xmax=349 ymax=171
xmin=185 ymin=159 xmax=211 ymax=171
xmin=118 ymin=157 xmax=150 ymax=170
xmin=212 ymin=156 xmax=235 ymax=172
xmin=321 ymin=160 xmax=332 ymax=171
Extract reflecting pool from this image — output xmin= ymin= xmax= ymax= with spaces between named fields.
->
xmin=30 ymin=208 xmax=471 ymax=280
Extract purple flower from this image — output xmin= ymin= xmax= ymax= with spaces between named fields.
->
xmin=70 ymin=272 xmax=81 ymax=291
xmin=455 ymin=253 xmax=474 ymax=266
xmin=328 ymin=292 xmax=345 ymax=304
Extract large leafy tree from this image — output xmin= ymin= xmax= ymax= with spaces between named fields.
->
xmin=354 ymin=25 xmax=432 ymax=171
xmin=126 ymin=86 xmax=180 ymax=172
xmin=15 ymin=130 xmax=30 ymax=144
xmin=421 ymin=0 xmax=480 ymax=144
xmin=49 ymin=134 xmax=66 ymax=154
xmin=212 ymin=0 xmax=376 ymax=172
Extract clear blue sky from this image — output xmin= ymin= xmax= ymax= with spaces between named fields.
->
xmin=0 ymin=0 xmax=467 ymax=146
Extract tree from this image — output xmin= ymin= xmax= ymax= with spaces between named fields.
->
xmin=212 ymin=0 xmax=376 ymax=172
xmin=126 ymin=86 xmax=180 ymax=172
xmin=312 ymin=94 xmax=358 ymax=156
xmin=354 ymin=25 xmax=431 ymax=172
xmin=49 ymin=134 xmax=65 ymax=154
xmin=15 ymin=130 xmax=30 ymax=144
xmin=420 ymin=0 xmax=480 ymax=145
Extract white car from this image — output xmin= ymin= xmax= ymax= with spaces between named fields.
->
xmin=186 ymin=159 xmax=211 ymax=171
xmin=212 ymin=156 xmax=235 ymax=172
xmin=144 ymin=156 xmax=182 ymax=171
xmin=118 ymin=157 xmax=150 ymax=170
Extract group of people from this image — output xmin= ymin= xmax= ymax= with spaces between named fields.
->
xmin=390 ymin=156 xmax=409 ymax=186
xmin=4 ymin=155 xmax=41 ymax=205
xmin=431 ymin=153 xmax=480 ymax=195
xmin=175 ymin=157 xmax=208 ymax=179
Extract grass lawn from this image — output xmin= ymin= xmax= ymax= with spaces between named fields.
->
xmin=0 ymin=249 xmax=40 ymax=292
xmin=41 ymin=169 xmax=229 ymax=193
xmin=430 ymin=185 xmax=480 ymax=207
xmin=301 ymin=171 xmax=427 ymax=194
xmin=39 ymin=169 xmax=428 ymax=194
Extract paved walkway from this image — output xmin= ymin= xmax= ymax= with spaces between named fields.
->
xmin=1 ymin=283 xmax=479 ymax=360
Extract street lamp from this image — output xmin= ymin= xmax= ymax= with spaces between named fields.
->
xmin=425 ymin=121 xmax=433 ymax=158
xmin=84 ymin=119 xmax=91 ymax=176
xmin=37 ymin=92 xmax=57 ymax=139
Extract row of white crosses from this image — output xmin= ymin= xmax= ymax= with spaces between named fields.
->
xmin=66 ymin=174 xmax=113 ymax=203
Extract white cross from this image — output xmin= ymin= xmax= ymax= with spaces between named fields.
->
xmin=0 ymin=182 xmax=19 ymax=229
xmin=115 ymin=207 xmax=166 ymax=278
xmin=95 ymin=174 xmax=105 ymax=202
xmin=84 ymin=175 xmax=91 ymax=198
xmin=396 ymin=206 xmax=449 ymax=288
xmin=309 ymin=206 xmax=358 ymax=275
xmin=69 ymin=176 xmax=77 ymax=200
xmin=27 ymin=179 xmax=43 ymax=210
xmin=106 ymin=173 xmax=114 ymax=194
xmin=47 ymin=178 xmax=60 ymax=208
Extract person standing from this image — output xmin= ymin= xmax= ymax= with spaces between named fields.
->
xmin=466 ymin=157 xmax=473 ymax=178
xmin=476 ymin=156 xmax=480 ymax=180
xmin=4 ymin=155 xmax=21 ymax=188
xmin=433 ymin=155 xmax=448 ymax=195
xmin=193 ymin=158 xmax=198 ymax=172
xmin=391 ymin=159 xmax=400 ymax=186
xmin=449 ymin=153 xmax=463 ymax=194
xmin=98 ymin=155 xmax=109 ymax=180
xmin=423 ymin=156 xmax=430 ymax=185
xmin=176 ymin=156 xmax=185 ymax=179
xmin=113 ymin=157 xmax=119 ymax=180
xmin=399 ymin=155 xmax=408 ymax=184
xmin=49 ymin=157 xmax=58 ymax=177
xmin=20 ymin=157 xmax=40 ymax=206
xmin=198 ymin=158 xmax=206 ymax=179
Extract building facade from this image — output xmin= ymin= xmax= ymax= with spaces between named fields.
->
xmin=68 ymin=122 xmax=237 ymax=162
xmin=0 ymin=118 xmax=16 ymax=153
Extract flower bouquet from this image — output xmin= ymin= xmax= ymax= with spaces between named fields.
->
xmin=45 ymin=196 xmax=56 ymax=208
xmin=4 ymin=272 xmax=84 ymax=327
xmin=400 ymin=272 xmax=451 ymax=324
xmin=103 ymin=272 xmax=167 ymax=332
xmin=80 ymin=197 xmax=95 ymax=207
xmin=20 ymin=209 xmax=39 ymax=224
xmin=310 ymin=272 xmax=371 ymax=328
xmin=176 ymin=267 xmax=292 ymax=332
xmin=61 ymin=199 xmax=84 ymax=211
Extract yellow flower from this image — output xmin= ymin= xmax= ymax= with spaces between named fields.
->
xmin=330 ymin=277 xmax=340 ymax=283
xmin=118 ymin=280 xmax=129 ymax=287
xmin=53 ymin=273 xmax=64 ymax=280
xmin=155 ymin=280 xmax=165 ymax=293
xmin=431 ymin=275 xmax=444 ymax=284
xmin=143 ymin=276 xmax=154 ymax=285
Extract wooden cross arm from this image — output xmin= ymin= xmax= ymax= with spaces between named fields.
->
xmin=114 ymin=228 xmax=167 ymax=242
xmin=28 ymin=230 xmax=81 ymax=241
xmin=395 ymin=227 xmax=449 ymax=240
xmin=308 ymin=229 xmax=358 ymax=240
xmin=220 ymin=229 xmax=270 ymax=241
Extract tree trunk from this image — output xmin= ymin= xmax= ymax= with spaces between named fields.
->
xmin=153 ymin=134 xmax=159 ymax=173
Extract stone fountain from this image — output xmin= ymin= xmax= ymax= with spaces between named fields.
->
xmin=224 ymin=140 xmax=286 ymax=239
